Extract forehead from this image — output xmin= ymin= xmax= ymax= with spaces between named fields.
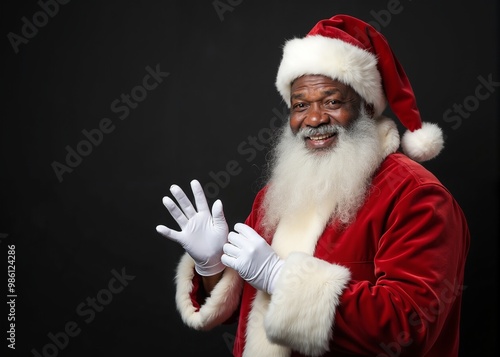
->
xmin=290 ymin=75 xmax=352 ymax=93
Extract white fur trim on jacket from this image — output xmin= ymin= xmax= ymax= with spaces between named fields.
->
xmin=265 ymin=252 xmax=351 ymax=356
xmin=175 ymin=253 xmax=243 ymax=330
xmin=243 ymin=201 xmax=354 ymax=356
xmin=275 ymin=35 xmax=386 ymax=116
xmin=243 ymin=291 xmax=291 ymax=357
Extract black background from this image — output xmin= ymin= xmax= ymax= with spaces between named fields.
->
xmin=1 ymin=1 xmax=498 ymax=356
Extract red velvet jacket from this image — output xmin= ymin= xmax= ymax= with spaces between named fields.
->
xmin=176 ymin=152 xmax=470 ymax=356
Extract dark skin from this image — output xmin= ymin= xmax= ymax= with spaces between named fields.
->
xmin=202 ymin=75 xmax=373 ymax=295
xmin=202 ymin=271 xmax=224 ymax=295
xmin=290 ymin=74 xmax=373 ymax=150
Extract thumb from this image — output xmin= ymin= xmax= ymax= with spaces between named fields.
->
xmin=156 ymin=225 xmax=182 ymax=244
xmin=211 ymin=199 xmax=227 ymax=226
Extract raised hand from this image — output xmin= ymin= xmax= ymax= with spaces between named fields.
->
xmin=156 ymin=179 xmax=228 ymax=276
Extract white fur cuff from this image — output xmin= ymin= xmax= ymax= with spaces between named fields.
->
xmin=175 ymin=253 xmax=243 ymax=330
xmin=264 ymin=252 xmax=351 ymax=356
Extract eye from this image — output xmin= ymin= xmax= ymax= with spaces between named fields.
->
xmin=292 ymin=102 xmax=307 ymax=111
xmin=326 ymin=99 xmax=342 ymax=109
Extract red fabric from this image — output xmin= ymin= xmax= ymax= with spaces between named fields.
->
xmin=229 ymin=153 xmax=469 ymax=356
xmin=308 ymin=14 xmax=422 ymax=132
xmin=189 ymin=271 xmax=205 ymax=312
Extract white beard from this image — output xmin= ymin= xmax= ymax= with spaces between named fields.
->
xmin=260 ymin=108 xmax=386 ymax=235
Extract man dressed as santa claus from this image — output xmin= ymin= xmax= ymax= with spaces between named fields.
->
xmin=156 ymin=14 xmax=470 ymax=357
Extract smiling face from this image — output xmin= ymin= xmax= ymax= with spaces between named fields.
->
xmin=289 ymin=75 xmax=365 ymax=151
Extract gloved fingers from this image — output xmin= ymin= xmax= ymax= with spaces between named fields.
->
xmin=162 ymin=196 xmax=188 ymax=229
xmin=211 ymin=199 xmax=226 ymax=225
xmin=170 ymin=184 xmax=197 ymax=219
xmin=221 ymin=253 xmax=237 ymax=269
xmin=222 ymin=242 xmax=241 ymax=258
xmin=233 ymin=223 xmax=262 ymax=241
xmin=228 ymin=231 xmax=248 ymax=249
xmin=191 ymin=179 xmax=210 ymax=213
xmin=156 ymin=224 xmax=182 ymax=244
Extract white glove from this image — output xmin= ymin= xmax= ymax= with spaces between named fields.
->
xmin=221 ymin=223 xmax=284 ymax=294
xmin=156 ymin=179 xmax=228 ymax=276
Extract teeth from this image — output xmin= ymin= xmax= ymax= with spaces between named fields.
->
xmin=310 ymin=134 xmax=333 ymax=140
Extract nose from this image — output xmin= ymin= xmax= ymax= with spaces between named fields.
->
xmin=304 ymin=103 xmax=329 ymax=127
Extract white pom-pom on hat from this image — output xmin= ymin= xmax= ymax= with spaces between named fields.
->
xmin=401 ymin=123 xmax=444 ymax=162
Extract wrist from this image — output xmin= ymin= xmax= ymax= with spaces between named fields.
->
xmin=266 ymin=258 xmax=285 ymax=295
xmin=201 ymin=270 xmax=225 ymax=295
xmin=195 ymin=260 xmax=226 ymax=277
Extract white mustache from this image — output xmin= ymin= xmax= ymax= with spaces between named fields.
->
xmin=297 ymin=125 xmax=340 ymax=139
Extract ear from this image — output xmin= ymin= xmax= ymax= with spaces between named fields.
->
xmin=364 ymin=103 xmax=375 ymax=118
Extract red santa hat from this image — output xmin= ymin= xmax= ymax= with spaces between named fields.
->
xmin=275 ymin=14 xmax=444 ymax=162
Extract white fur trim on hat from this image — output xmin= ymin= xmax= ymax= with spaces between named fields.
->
xmin=401 ymin=122 xmax=444 ymax=162
xmin=275 ymin=35 xmax=387 ymax=116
